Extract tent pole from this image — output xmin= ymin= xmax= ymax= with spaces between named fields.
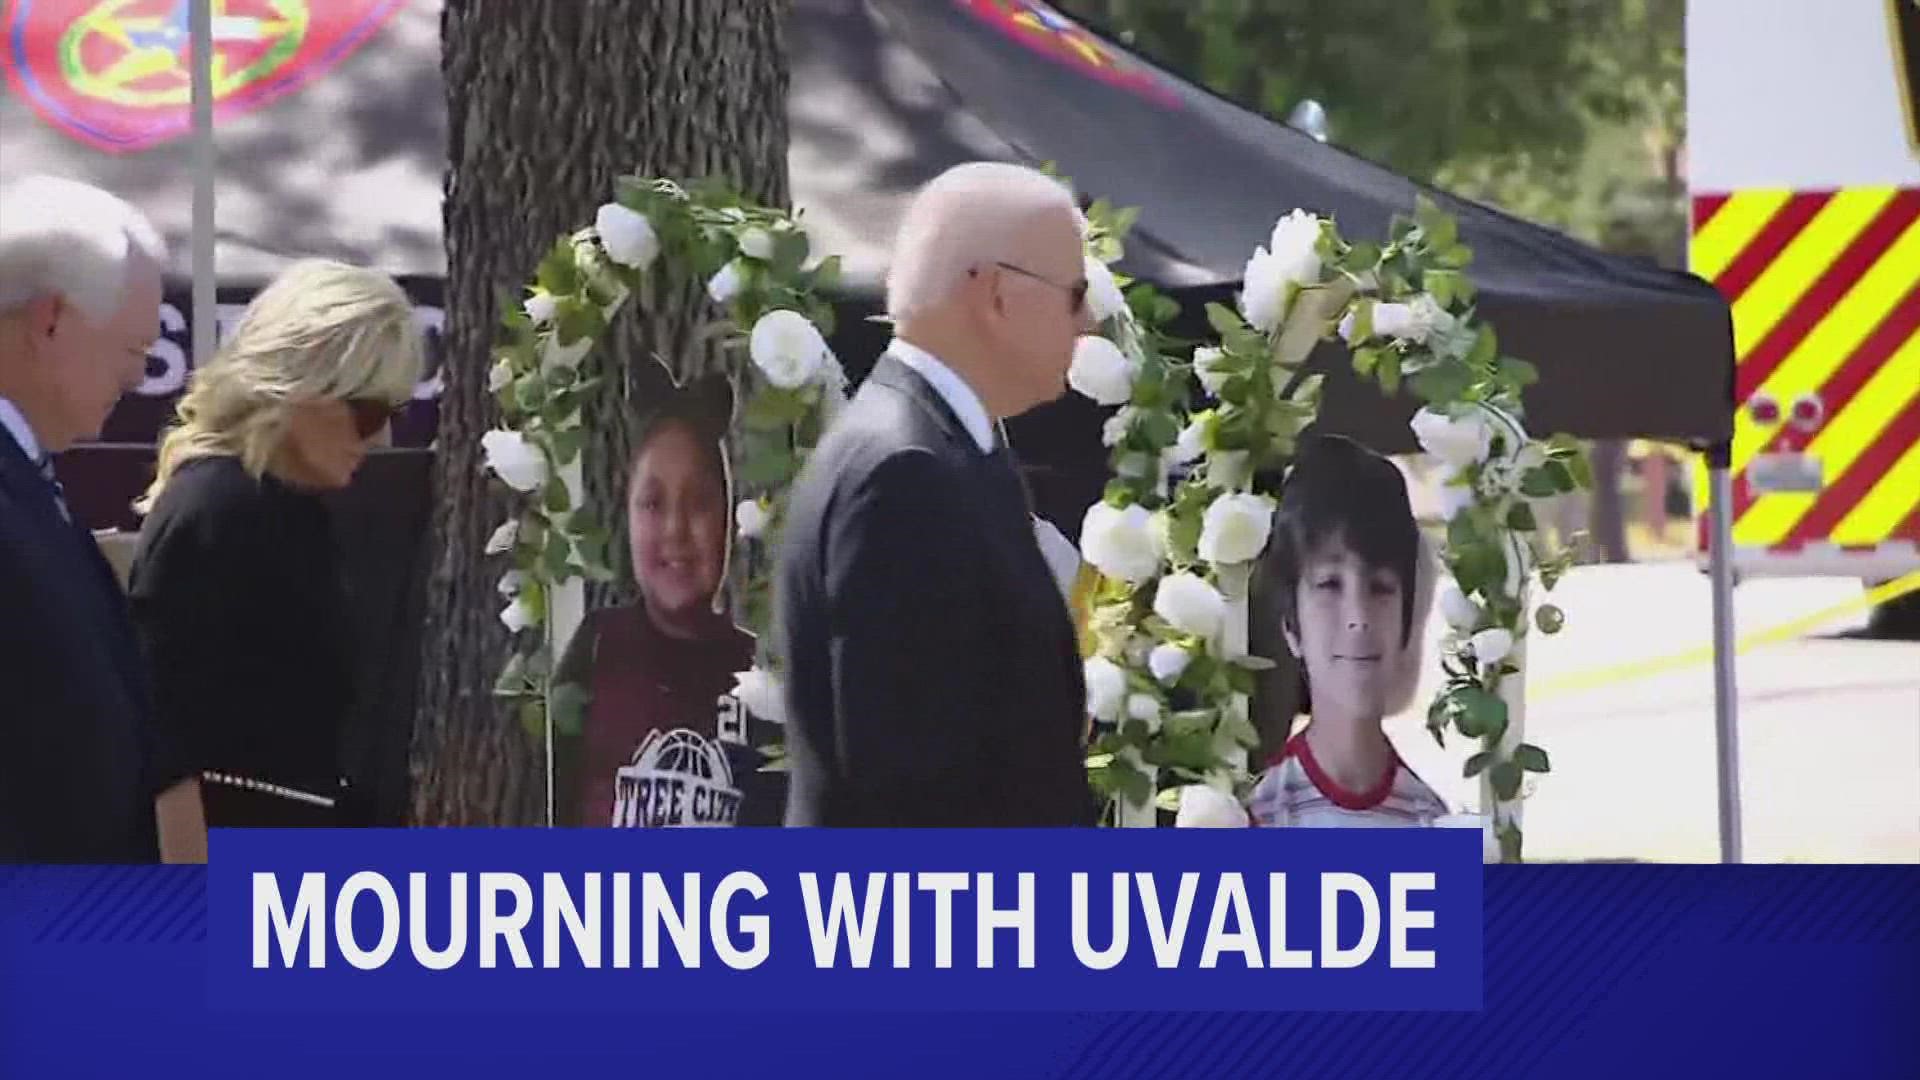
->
xmin=1706 ymin=442 xmax=1743 ymax=864
xmin=189 ymin=0 xmax=216 ymax=369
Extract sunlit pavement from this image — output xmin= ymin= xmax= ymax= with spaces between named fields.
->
xmin=1385 ymin=562 xmax=1920 ymax=863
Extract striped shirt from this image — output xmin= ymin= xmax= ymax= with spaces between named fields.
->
xmin=1248 ymin=734 xmax=1449 ymax=828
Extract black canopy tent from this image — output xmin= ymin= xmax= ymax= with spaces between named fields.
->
xmin=2 ymin=0 xmax=1741 ymax=841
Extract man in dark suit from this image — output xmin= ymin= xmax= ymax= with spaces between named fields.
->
xmin=0 ymin=175 xmax=201 ymax=862
xmin=778 ymin=162 xmax=1096 ymax=826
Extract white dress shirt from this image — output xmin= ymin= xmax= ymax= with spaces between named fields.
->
xmin=0 ymin=395 xmax=43 ymax=464
xmin=887 ymin=339 xmax=997 ymax=453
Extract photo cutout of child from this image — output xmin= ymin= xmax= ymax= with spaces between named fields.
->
xmin=1245 ymin=433 xmax=1448 ymax=828
xmin=551 ymin=371 xmax=784 ymax=828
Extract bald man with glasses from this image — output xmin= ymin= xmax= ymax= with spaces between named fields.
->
xmin=777 ymin=162 xmax=1098 ymax=827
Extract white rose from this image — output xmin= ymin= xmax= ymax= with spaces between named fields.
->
xmin=594 ymin=203 xmax=659 ymax=270
xmin=484 ymin=519 xmax=519 ymax=555
xmin=1410 ymin=405 xmax=1496 ymax=469
xmin=707 ymin=261 xmax=744 ymax=305
xmin=487 ymin=358 xmax=514 ymax=393
xmin=1080 ymin=502 xmax=1163 ymax=583
xmin=736 ymin=498 xmax=769 ymax=540
xmin=1101 ymin=406 xmax=1137 ymax=448
xmin=1068 ymin=335 xmax=1135 ymax=406
xmin=731 ymin=667 xmax=787 ymax=725
xmin=1148 ymin=642 xmax=1192 ymax=685
xmin=1171 ymin=418 xmax=1208 ymax=464
xmin=523 ymin=292 xmax=558 ymax=325
xmin=1238 ymin=210 xmax=1323 ymax=333
xmin=1154 ymin=572 xmax=1226 ymax=640
xmin=1469 ymin=627 xmax=1514 ymax=666
xmin=737 ymin=226 xmax=775 ymax=261
xmin=496 ymin=570 xmax=525 ymax=598
xmin=480 ymin=429 xmax=547 ymax=493
xmin=1439 ymin=585 xmax=1479 ymax=633
xmin=1193 ymin=346 xmax=1231 ymax=397
xmin=1372 ymin=294 xmax=1453 ymax=345
xmin=1207 ymin=450 xmax=1251 ymax=491
xmin=1197 ymin=491 xmax=1276 ymax=566
xmin=499 ymin=596 xmax=535 ymax=634
xmin=1126 ymin=692 xmax=1162 ymax=731
xmin=1436 ymin=466 xmax=1476 ymax=521
xmin=1083 ymin=656 xmax=1127 ymax=722
xmin=1084 ymin=255 xmax=1127 ymax=323
xmin=749 ymin=309 xmax=833 ymax=389
xmin=1406 ymin=293 xmax=1455 ymax=343
xmin=1174 ymin=784 xmax=1250 ymax=828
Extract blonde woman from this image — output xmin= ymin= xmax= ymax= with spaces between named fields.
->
xmin=127 ymin=259 xmax=421 ymax=828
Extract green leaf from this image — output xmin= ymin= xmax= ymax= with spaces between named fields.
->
xmin=1545 ymin=459 xmax=1575 ymax=493
xmin=1520 ymin=467 xmax=1560 ymax=499
xmin=1167 ymin=507 xmax=1203 ymax=563
xmin=773 ymin=228 xmax=811 ymax=275
xmin=1501 ymin=356 xmax=1540 ymax=387
xmin=1489 ymin=761 xmax=1523 ymax=802
xmin=1377 ymin=351 xmax=1403 ymax=396
xmin=1344 ymin=241 xmax=1382 ymax=272
xmin=1513 ymin=743 xmax=1551 ymax=774
xmin=549 ymin=682 xmax=590 ymax=738
xmin=1463 ymin=750 xmax=1496 ymax=778
xmin=543 ymin=479 xmax=572 ymax=515
xmin=1467 ymin=326 xmax=1498 ymax=369
xmin=1497 ymin=822 xmax=1523 ymax=863
xmin=550 ymin=427 xmax=584 ymax=467
xmin=543 ymin=531 xmax=572 ymax=580
xmin=1425 ymin=269 xmax=1458 ymax=307
xmin=1205 ymin=302 xmax=1244 ymax=337
xmin=1410 ymin=361 xmax=1476 ymax=403
xmin=1351 ymin=345 xmax=1381 ymax=378
xmin=1458 ymin=686 xmax=1508 ymax=743
xmin=1506 ymin=501 xmax=1538 ymax=531
xmin=535 ymin=241 xmax=581 ymax=297
xmin=1565 ymin=448 xmax=1593 ymax=489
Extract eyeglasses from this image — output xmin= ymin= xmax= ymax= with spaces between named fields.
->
xmin=973 ymin=261 xmax=1088 ymax=314
xmin=345 ymin=398 xmax=404 ymax=439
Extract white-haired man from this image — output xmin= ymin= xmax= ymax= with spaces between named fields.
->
xmin=777 ymin=161 xmax=1096 ymax=826
xmin=0 ymin=174 xmax=202 ymax=862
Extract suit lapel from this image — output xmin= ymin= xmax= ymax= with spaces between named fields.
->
xmin=0 ymin=435 xmax=149 ymax=713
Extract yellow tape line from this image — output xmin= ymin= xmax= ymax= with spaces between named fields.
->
xmin=1533 ymin=569 xmax=1920 ymax=699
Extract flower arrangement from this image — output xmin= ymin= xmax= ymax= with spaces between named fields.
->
xmin=482 ymin=176 xmax=842 ymax=751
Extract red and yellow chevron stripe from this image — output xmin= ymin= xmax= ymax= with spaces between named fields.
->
xmin=1691 ymin=186 xmax=1920 ymax=555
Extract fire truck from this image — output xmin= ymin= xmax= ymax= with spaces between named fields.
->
xmin=1687 ymin=0 xmax=1920 ymax=616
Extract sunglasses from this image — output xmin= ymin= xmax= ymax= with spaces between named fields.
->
xmin=345 ymin=398 xmax=404 ymax=439
xmin=973 ymin=261 xmax=1089 ymax=314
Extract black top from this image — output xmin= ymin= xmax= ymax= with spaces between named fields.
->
xmin=776 ymin=355 xmax=1094 ymax=827
xmin=0 ymin=430 xmax=179 ymax=862
xmin=128 ymin=456 xmax=354 ymax=801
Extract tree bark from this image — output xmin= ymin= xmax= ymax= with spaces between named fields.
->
xmin=412 ymin=0 xmax=790 ymax=826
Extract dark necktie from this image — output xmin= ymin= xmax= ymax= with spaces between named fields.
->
xmin=984 ymin=442 xmax=1036 ymax=518
xmin=33 ymin=451 xmax=72 ymax=523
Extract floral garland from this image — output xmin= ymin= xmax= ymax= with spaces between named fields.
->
xmin=480 ymin=175 xmax=844 ymax=754
xmin=1069 ymin=196 xmax=1588 ymax=859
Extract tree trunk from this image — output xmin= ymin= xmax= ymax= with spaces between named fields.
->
xmin=411 ymin=0 xmax=790 ymax=826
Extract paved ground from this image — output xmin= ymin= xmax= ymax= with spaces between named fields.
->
xmin=1383 ymin=562 xmax=1920 ymax=863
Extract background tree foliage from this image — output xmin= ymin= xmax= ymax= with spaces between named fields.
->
xmin=1058 ymin=0 xmax=1685 ymax=260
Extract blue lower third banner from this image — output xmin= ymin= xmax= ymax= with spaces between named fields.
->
xmin=206 ymin=828 xmax=1482 ymax=1012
